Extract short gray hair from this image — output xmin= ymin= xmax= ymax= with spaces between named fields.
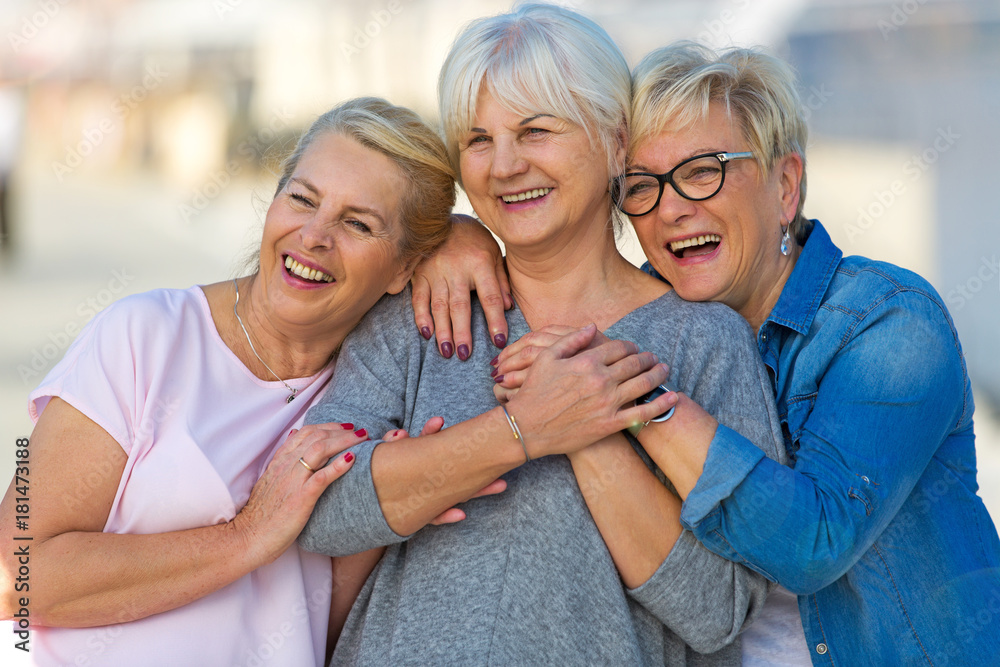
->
xmin=631 ymin=42 xmax=809 ymax=238
xmin=437 ymin=3 xmax=631 ymax=186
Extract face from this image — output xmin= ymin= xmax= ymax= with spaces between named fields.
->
xmin=257 ymin=132 xmax=412 ymax=332
xmin=628 ymin=102 xmax=800 ymax=317
xmin=458 ymin=91 xmax=619 ymax=252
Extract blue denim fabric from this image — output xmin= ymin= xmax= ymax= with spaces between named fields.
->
xmin=647 ymin=221 xmax=1000 ymax=665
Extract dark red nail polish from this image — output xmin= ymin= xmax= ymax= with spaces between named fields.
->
xmin=420 ymin=326 xmax=431 ymax=340
xmin=494 ymin=333 xmax=507 ymax=348
xmin=341 ymin=423 xmax=354 ymax=430
xmin=344 ymin=452 xmax=355 ymax=463
xmin=458 ymin=344 xmax=470 ymax=361
xmin=354 ymin=429 xmax=367 ymax=438
xmin=441 ymin=342 xmax=454 ymax=358
xmin=490 ymin=367 xmax=498 ymax=377
xmin=490 ymin=355 xmax=499 ymax=367
xmin=493 ymin=374 xmax=504 ymax=384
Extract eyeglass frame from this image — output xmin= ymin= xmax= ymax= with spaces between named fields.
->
xmin=613 ymin=151 xmax=755 ymax=217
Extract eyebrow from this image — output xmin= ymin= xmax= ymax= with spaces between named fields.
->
xmin=468 ymin=113 xmax=557 ymax=135
xmin=629 ymin=148 xmax=722 ymax=173
xmin=288 ymin=177 xmax=387 ymax=226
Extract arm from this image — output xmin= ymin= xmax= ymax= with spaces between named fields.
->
xmin=299 ymin=306 xmax=673 ymax=557
xmin=0 ymin=398 xmax=359 ymax=627
xmin=655 ymin=292 xmax=967 ymax=594
xmin=410 ymin=214 xmax=511 ymax=359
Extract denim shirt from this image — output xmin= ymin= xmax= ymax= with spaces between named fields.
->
xmin=649 ymin=221 xmax=1000 ymax=665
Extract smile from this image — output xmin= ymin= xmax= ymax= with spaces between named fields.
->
xmin=669 ymin=234 xmax=721 ymax=258
xmin=284 ymin=256 xmax=334 ymax=283
xmin=501 ymin=188 xmax=551 ymax=203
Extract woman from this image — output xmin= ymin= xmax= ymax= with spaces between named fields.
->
xmin=299 ymin=6 xmax=785 ymax=665
xmin=0 ymin=97 xmax=463 ymax=666
xmin=431 ymin=43 xmax=1000 ymax=663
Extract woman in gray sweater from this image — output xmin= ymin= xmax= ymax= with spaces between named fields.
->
xmin=299 ymin=5 xmax=785 ymax=664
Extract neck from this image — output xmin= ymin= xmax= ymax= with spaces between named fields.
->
xmin=230 ymin=276 xmax=340 ymax=380
xmin=738 ymin=243 xmax=801 ymax=334
xmin=505 ymin=223 xmax=652 ymax=330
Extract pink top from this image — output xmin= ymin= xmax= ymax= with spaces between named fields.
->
xmin=23 ymin=286 xmax=336 ymax=667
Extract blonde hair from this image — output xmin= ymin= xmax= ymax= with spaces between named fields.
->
xmin=437 ymin=3 xmax=631 ymax=186
xmin=275 ymin=97 xmax=456 ymax=261
xmin=631 ymin=42 xmax=809 ymax=238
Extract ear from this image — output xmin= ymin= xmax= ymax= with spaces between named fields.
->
xmin=776 ymin=152 xmax=804 ymax=223
xmin=385 ymin=255 xmax=419 ymax=295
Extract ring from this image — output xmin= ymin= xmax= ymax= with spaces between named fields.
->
xmin=298 ymin=457 xmax=315 ymax=472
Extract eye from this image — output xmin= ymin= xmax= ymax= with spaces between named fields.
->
xmin=523 ymin=127 xmax=549 ymax=139
xmin=289 ymin=192 xmax=314 ymax=207
xmin=345 ymin=219 xmax=373 ymax=234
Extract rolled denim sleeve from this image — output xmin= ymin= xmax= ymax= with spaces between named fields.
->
xmin=681 ymin=290 xmax=968 ymax=595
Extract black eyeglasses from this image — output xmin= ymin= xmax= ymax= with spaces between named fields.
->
xmin=613 ymin=151 xmax=755 ymax=217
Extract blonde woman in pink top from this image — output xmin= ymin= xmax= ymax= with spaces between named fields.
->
xmin=0 ymin=97 xmax=466 ymax=666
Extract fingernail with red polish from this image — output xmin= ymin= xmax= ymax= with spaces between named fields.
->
xmin=494 ymin=333 xmax=507 ymax=348
xmin=393 ymin=430 xmax=400 ymax=437
xmin=457 ymin=344 xmax=470 ymax=361
xmin=420 ymin=326 xmax=431 ymax=340
xmin=490 ymin=367 xmax=498 ymax=378
xmin=490 ymin=355 xmax=499 ymax=367
xmin=341 ymin=423 xmax=354 ymax=430
xmin=354 ymin=429 xmax=367 ymax=438
xmin=493 ymin=374 xmax=504 ymax=384
xmin=441 ymin=342 xmax=454 ymax=358
xmin=344 ymin=452 xmax=355 ymax=463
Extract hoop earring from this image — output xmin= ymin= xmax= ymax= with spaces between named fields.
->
xmin=780 ymin=224 xmax=792 ymax=256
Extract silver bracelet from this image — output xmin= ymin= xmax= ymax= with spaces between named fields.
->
xmin=501 ymin=405 xmax=531 ymax=463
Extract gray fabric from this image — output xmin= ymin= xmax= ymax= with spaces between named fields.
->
xmin=301 ymin=287 xmax=786 ymax=666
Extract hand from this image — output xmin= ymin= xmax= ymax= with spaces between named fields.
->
xmin=382 ymin=417 xmax=507 ymax=524
xmin=411 ymin=214 xmax=512 ymax=360
xmin=491 ymin=325 xmax=609 ymax=403
xmin=503 ymin=325 xmax=673 ymax=458
xmin=232 ymin=423 xmax=364 ymax=566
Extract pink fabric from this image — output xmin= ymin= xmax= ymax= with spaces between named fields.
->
xmin=23 ymin=286 xmax=336 ymax=667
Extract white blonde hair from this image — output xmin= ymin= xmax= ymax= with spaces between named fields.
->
xmin=437 ymin=3 xmax=631 ymax=187
xmin=631 ymin=42 xmax=810 ymax=237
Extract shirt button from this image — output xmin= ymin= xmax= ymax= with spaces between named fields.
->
xmin=861 ymin=476 xmax=870 ymax=484
xmin=816 ymin=643 xmax=828 ymax=655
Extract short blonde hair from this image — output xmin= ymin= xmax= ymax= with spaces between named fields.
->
xmin=437 ymin=3 xmax=631 ymax=185
xmin=275 ymin=97 xmax=456 ymax=261
xmin=631 ymin=42 xmax=809 ymax=238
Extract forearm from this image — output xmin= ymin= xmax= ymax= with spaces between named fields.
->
xmin=328 ymin=548 xmax=384 ymax=651
xmin=23 ymin=521 xmax=258 ymax=627
xmin=569 ymin=434 xmax=682 ymax=588
xmin=373 ymin=407 xmax=525 ymax=535
xmin=636 ymin=393 xmax=717 ymax=499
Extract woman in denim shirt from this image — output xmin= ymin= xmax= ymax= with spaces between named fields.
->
xmin=422 ymin=42 xmax=1000 ymax=665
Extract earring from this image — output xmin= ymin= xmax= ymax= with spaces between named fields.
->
xmin=780 ymin=224 xmax=792 ymax=256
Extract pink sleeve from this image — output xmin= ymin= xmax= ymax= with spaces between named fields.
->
xmin=28 ymin=300 xmax=143 ymax=455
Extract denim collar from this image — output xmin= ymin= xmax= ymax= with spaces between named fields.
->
xmin=765 ymin=220 xmax=842 ymax=335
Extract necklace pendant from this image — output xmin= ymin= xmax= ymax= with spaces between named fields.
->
xmin=286 ymin=392 xmax=296 ymax=404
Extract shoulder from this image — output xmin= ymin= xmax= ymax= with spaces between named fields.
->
xmin=637 ymin=291 xmax=753 ymax=344
xmin=829 ymin=256 xmax=950 ymax=320
xmin=87 ymin=286 xmax=208 ymax=336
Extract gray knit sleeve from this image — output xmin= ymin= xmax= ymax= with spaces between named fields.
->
xmin=297 ymin=290 xmax=420 ymax=557
xmin=626 ymin=299 xmax=785 ymax=653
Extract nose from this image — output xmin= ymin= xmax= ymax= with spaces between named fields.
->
xmin=490 ymin=137 xmax=528 ymax=180
xmin=653 ymin=181 xmax=698 ymax=226
xmin=299 ymin=212 xmax=335 ymax=250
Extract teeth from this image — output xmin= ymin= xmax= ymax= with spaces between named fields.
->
xmin=501 ymin=188 xmax=552 ymax=203
xmin=284 ymin=256 xmax=334 ymax=283
xmin=669 ymin=234 xmax=721 ymax=253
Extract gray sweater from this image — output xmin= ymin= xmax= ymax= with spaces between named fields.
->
xmin=301 ymin=288 xmax=786 ymax=666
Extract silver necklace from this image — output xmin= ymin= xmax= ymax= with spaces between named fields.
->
xmin=232 ymin=278 xmax=298 ymax=403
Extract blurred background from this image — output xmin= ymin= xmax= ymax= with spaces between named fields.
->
xmin=0 ymin=0 xmax=998 ymax=533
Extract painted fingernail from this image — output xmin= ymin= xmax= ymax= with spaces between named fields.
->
xmin=341 ymin=423 xmax=354 ymax=430
xmin=392 ymin=430 xmax=400 ymax=437
xmin=344 ymin=452 xmax=355 ymax=463
xmin=493 ymin=333 xmax=507 ymax=348
xmin=457 ymin=344 xmax=470 ymax=361
xmin=441 ymin=341 xmax=454 ymax=358
xmin=490 ymin=355 xmax=499 ymax=367
xmin=354 ymin=429 xmax=368 ymax=438
xmin=490 ymin=367 xmax=498 ymax=377
xmin=420 ymin=326 xmax=432 ymax=340
xmin=493 ymin=374 xmax=504 ymax=384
